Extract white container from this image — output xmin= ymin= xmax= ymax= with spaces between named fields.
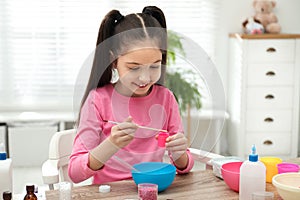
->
xmin=0 ymin=143 xmax=13 ymax=195
xmin=239 ymin=145 xmax=266 ymax=200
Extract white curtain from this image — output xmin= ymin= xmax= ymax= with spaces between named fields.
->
xmin=0 ymin=0 xmax=220 ymax=112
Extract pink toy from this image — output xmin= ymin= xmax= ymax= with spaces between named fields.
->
xmin=157 ymin=132 xmax=169 ymax=147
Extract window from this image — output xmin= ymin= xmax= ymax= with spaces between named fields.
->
xmin=0 ymin=0 xmax=220 ymax=112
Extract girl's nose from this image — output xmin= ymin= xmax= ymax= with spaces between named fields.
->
xmin=138 ymin=70 xmax=150 ymax=83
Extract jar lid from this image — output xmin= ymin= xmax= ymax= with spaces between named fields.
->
xmin=99 ymin=185 xmax=111 ymax=193
xmin=0 ymin=152 xmax=7 ymax=160
xmin=26 ymin=185 xmax=35 ymax=192
xmin=2 ymin=191 xmax=12 ymax=200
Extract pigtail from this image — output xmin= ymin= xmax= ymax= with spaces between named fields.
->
xmin=93 ymin=10 xmax=124 ymax=88
xmin=142 ymin=6 xmax=167 ymax=29
xmin=78 ymin=10 xmax=124 ymax=123
xmin=142 ymin=6 xmax=167 ymax=85
xmin=96 ymin=10 xmax=124 ymax=46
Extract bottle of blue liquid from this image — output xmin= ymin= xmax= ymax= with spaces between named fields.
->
xmin=239 ymin=144 xmax=266 ymax=200
xmin=0 ymin=143 xmax=13 ymax=196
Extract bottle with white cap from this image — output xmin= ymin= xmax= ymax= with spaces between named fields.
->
xmin=239 ymin=144 xmax=266 ymax=200
xmin=0 ymin=143 xmax=13 ymax=195
xmin=99 ymin=185 xmax=111 ymax=193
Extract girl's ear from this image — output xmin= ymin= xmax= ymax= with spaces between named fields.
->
xmin=109 ymin=50 xmax=117 ymax=67
xmin=112 ymin=60 xmax=117 ymax=69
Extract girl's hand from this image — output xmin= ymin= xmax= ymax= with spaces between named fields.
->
xmin=166 ymin=133 xmax=189 ymax=165
xmin=165 ymin=133 xmax=188 ymax=154
xmin=109 ymin=116 xmax=138 ymax=148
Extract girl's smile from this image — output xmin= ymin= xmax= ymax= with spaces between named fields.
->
xmin=114 ymin=47 xmax=162 ymax=97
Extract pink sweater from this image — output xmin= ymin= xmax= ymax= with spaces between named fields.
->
xmin=68 ymin=84 xmax=194 ymax=184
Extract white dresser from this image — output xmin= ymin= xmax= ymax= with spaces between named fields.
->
xmin=227 ymin=34 xmax=300 ymax=159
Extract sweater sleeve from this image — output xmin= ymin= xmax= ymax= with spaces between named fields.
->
xmin=68 ymin=90 xmax=103 ymax=183
xmin=68 ymin=137 xmax=98 ymax=183
xmin=169 ymin=149 xmax=195 ymax=174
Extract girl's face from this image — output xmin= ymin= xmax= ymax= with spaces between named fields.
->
xmin=115 ymin=47 xmax=162 ymax=97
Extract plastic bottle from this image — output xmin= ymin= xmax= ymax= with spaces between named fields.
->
xmin=2 ymin=191 xmax=12 ymax=200
xmin=0 ymin=143 xmax=13 ymax=196
xmin=23 ymin=185 xmax=38 ymax=200
xmin=239 ymin=144 xmax=266 ymax=200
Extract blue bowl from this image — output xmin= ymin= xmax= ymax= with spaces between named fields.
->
xmin=131 ymin=162 xmax=176 ymax=192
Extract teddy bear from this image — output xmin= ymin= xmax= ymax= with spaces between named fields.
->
xmin=252 ymin=0 xmax=281 ymax=33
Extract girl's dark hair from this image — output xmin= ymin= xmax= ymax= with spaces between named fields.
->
xmin=79 ymin=6 xmax=167 ymax=115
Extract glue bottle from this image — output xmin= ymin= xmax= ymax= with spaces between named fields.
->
xmin=0 ymin=143 xmax=13 ymax=196
xmin=239 ymin=144 xmax=266 ymax=200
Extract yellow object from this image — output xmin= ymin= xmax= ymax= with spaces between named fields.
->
xmin=260 ymin=157 xmax=282 ymax=183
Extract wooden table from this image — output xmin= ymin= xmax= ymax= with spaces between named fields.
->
xmin=45 ymin=170 xmax=283 ymax=200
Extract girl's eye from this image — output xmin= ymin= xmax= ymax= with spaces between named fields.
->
xmin=150 ymin=65 xmax=160 ymax=69
xmin=128 ymin=67 xmax=140 ymax=71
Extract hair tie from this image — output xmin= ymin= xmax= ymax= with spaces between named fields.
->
xmin=115 ymin=13 xmax=124 ymax=24
xmin=143 ymin=9 xmax=152 ymax=16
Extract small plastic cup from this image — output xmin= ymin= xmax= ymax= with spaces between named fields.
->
xmin=260 ymin=157 xmax=282 ymax=183
xmin=157 ymin=132 xmax=169 ymax=147
xmin=277 ymin=162 xmax=300 ymax=174
xmin=252 ymin=191 xmax=274 ymax=200
xmin=59 ymin=181 xmax=72 ymax=200
xmin=138 ymin=183 xmax=158 ymax=200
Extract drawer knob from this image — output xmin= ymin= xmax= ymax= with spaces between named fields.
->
xmin=263 ymin=140 xmax=273 ymax=145
xmin=265 ymin=94 xmax=274 ymax=99
xmin=264 ymin=117 xmax=274 ymax=122
xmin=266 ymin=47 xmax=276 ymax=53
xmin=266 ymin=71 xmax=276 ymax=76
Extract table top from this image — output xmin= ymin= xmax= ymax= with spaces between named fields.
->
xmin=45 ymin=170 xmax=283 ymax=200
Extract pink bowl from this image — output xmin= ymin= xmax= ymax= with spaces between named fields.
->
xmin=221 ymin=161 xmax=243 ymax=192
xmin=277 ymin=163 xmax=299 ymax=174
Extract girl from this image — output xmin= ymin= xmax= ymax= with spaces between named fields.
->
xmin=68 ymin=6 xmax=194 ymax=184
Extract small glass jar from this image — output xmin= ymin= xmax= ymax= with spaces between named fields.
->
xmin=252 ymin=191 xmax=274 ymax=200
xmin=138 ymin=183 xmax=158 ymax=200
xmin=23 ymin=185 xmax=37 ymax=200
xmin=59 ymin=181 xmax=72 ymax=200
xmin=2 ymin=191 xmax=12 ymax=200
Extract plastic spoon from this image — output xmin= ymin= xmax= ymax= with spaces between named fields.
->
xmin=104 ymin=120 xmax=168 ymax=133
xmin=113 ymin=155 xmax=140 ymax=172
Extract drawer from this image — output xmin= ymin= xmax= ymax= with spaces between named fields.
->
xmin=246 ymin=110 xmax=292 ymax=132
xmin=248 ymin=40 xmax=295 ymax=62
xmin=247 ymin=63 xmax=294 ymax=86
xmin=245 ymin=133 xmax=291 ymax=156
xmin=246 ymin=87 xmax=293 ymax=109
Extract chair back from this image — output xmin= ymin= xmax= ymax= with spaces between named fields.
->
xmin=50 ymin=129 xmax=76 ymax=182
xmin=42 ymin=129 xmax=76 ymax=189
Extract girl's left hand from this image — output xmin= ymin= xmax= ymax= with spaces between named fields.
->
xmin=165 ymin=133 xmax=188 ymax=156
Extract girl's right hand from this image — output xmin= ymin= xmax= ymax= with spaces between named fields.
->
xmin=109 ymin=116 xmax=138 ymax=148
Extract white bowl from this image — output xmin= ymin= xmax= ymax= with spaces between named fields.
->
xmin=272 ymin=172 xmax=300 ymax=200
